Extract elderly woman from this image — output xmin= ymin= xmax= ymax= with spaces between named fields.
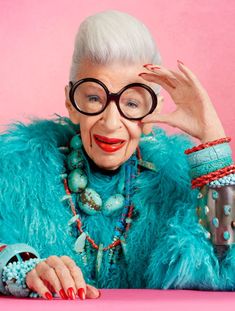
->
xmin=0 ymin=10 xmax=235 ymax=300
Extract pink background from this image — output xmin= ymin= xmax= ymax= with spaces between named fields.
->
xmin=0 ymin=0 xmax=235 ymax=150
xmin=1 ymin=1 xmax=235 ymax=306
xmin=1 ymin=289 xmax=235 ymax=310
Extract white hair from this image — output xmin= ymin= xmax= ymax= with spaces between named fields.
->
xmin=69 ymin=10 xmax=162 ymax=93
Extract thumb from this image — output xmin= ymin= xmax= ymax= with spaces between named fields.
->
xmin=85 ymin=283 xmax=101 ymax=299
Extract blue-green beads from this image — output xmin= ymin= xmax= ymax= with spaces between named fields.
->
xmin=103 ymin=194 xmax=125 ymax=216
xmin=67 ymin=150 xmax=83 ymax=170
xmin=212 ymin=217 xmax=219 ymax=228
xmin=70 ymin=134 xmax=82 ymax=150
xmin=68 ymin=168 xmax=88 ymax=192
xmin=212 ymin=190 xmax=219 ymax=200
xmin=2 ymin=258 xmax=43 ymax=297
xmin=224 ymin=205 xmax=231 ymax=216
xmin=209 ymin=173 xmax=235 ymax=187
xmin=223 ymin=231 xmax=230 ymax=241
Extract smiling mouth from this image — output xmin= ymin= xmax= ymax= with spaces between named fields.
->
xmin=93 ymin=134 xmax=126 ymax=152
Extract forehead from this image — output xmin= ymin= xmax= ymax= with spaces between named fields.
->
xmin=76 ymin=59 xmax=151 ymax=92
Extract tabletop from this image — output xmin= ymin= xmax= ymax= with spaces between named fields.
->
xmin=1 ymin=289 xmax=235 ymax=311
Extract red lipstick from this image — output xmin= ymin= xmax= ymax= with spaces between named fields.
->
xmin=93 ymin=134 xmax=126 ymax=153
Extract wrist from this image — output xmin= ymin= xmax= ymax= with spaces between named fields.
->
xmin=200 ymin=128 xmax=226 ymax=144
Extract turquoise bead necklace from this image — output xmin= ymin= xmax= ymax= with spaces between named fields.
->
xmin=61 ymin=132 xmax=138 ymax=281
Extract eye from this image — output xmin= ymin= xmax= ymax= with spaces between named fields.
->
xmin=87 ymin=95 xmax=101 ymax=102
xmin=126 ymin=100 xmax=139 ymax=108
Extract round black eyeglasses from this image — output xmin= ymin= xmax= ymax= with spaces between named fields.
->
xmin=69 ymin=78 xmax=158 ymax=121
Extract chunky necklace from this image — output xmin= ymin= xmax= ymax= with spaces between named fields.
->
xmin=60 ymin=132 xmax=138 ymax=282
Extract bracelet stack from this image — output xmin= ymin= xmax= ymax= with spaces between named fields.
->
xmin=0 ymin=243 xmax=40 ymax=297
xmin=184 ymin=137 xmax=235 ymax=189
xmin=2 ymin=258 xmax=43 ymax=297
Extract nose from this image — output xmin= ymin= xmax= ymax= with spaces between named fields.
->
xmin=100 ymin=100 xmax=123 ymax=131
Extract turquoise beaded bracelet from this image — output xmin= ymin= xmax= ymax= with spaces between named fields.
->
xmin=2 ymin=258 xmax=43 ymax=297
xmin=209 ymin=173 xmax=235 ymax=187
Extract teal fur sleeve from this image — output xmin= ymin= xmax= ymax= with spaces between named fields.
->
xmin=141 ymin=133 xmax=235 ymax=290
xmin=0 ymin=117 xmax=91 ymax=283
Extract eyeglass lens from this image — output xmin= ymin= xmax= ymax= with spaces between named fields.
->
xmin=73 ymin=81 xmax=153 ymax=119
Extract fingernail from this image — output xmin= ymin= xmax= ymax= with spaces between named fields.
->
xmin=77 ymin=287 xmax=86 ymax=300
xmin=67 ymin=287 xmax=76 ymax=300
xmin=143 ymin=63 xmax=153 ymax=67
xmin=177 ymin=59 xmax=184 ymax=65
xmin=150 ymin=66 xmax=161 ymax=70
xmin=138 ymin=73 xmax=146 ymax=76
xmin=97 ymin=290 xmax=102 ymax=298
xmin=59 ymin=289 xmax=68 ymax=300
xmin=45 ymin=292 xmax=53 ymax=300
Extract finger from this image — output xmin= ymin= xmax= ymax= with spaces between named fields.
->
xmin=86 ymin=284 xmax=101 ymax=299
xmin=35 ymin=261 xmax=67 ymax=299
xmin=177 ymin=60 xmax=199 ymax=82
xmin=139 ymin=73 xmax=176 ymax=90
xmin=26 ymin=268 xmax=53 ymax=300
xmin=60 ymin=255 xmax=87 ymax=300
xmin=46 ymin=256 xmax=76 ymax=300
xmin=144 ymin=65 xmax=179 ymax=88
xmin=169 ymin=69 xmax=191 ymax=86
xmin=143 ymin=63 xmax=191 ymax=86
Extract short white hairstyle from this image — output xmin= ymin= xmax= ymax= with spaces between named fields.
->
xmin=69 ymin=10 xmax=162 ymax=93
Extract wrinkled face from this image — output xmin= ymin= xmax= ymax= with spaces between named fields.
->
xmin=65 ymin=59 xmax=158 ymax=170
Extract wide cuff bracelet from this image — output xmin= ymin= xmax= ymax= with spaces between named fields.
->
xmin=196 ymin=184 xmax=235 ymax=246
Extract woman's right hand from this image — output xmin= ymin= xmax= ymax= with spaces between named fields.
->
xmin=25 ymin=255 xmax=100 ymax=300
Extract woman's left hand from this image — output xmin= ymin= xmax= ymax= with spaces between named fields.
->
xmin=139 ymin=61 xmax=226 ymax=143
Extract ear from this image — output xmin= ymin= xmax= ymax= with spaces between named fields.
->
xmin=64 ymin=85 xmax=80 ymax=124
xmin=141 ymin=95 xmax=164 ymax=135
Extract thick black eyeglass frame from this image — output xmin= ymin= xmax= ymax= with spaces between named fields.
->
xmin=69 ymin=77 xmax=158 ymax=121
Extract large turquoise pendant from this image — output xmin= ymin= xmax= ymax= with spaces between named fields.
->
xmin=103 ymin=194 xmax=125 ymax=216
xmin=78 ymin=188 xmax=102 ymax=215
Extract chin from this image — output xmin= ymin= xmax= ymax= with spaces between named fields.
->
xmin=95 ymin=159 xmax=122 ymax=170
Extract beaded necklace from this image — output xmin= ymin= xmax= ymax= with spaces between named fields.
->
xmin=60 ymin=132 xmax=138 ymax=282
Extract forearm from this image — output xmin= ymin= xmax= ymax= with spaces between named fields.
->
xmin=185 ymin=136 xmax=235 ymax=256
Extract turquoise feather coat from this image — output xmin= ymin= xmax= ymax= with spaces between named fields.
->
xmin=1 ymin=117 xmax=235 ymax=290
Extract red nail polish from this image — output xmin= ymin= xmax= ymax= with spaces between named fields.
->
xmin=59 ymin=289 xmax=68 ymax=300
xmin=177 ymin=60 xmax=184 ymax=65
xmin=67 ymin=287 xmax=76 ymax=300
xmin=143 ymin=63 xmax=153 ymax=67
xmin=45 ymin=292 xmax=53 ymax=300
xmin=150 ymin=66 xmax=161 ymax=70
xmin=77 ymin=288 xmax=86 ymax=300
